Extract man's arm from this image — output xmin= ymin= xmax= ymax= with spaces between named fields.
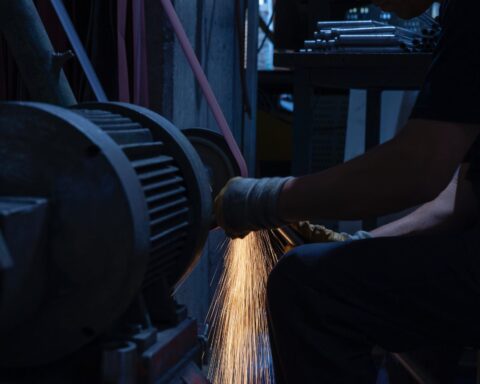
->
xmin=278 ymin=119 xmax=480 ymax=223
xmin=371 ymin=164 xmax=478 ymax=237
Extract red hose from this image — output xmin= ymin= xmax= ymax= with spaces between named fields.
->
xmin=159 ymin=0 xmax=249 ymax=178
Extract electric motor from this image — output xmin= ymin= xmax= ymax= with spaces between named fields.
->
xmin=0 ymin=101 xmax=212 ymax=366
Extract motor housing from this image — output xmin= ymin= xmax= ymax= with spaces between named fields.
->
xmin=0 ymin=101 xmax=212 ymax=366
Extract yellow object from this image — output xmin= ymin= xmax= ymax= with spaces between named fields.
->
xmin=257 ymin=110 xmax=292 ymax=162
xmin=290 ymin=221 xmax=349 ymax=243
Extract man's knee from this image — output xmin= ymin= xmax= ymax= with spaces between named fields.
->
xmin=267 ymin=243 xmax=340 ymax=306
xmin=267 ymin=241 xmax=369 ymax=308
xmin=267 ymin=246 xmax=306 ymax=311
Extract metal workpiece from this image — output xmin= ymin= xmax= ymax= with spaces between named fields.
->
xmin=316 ymin=26 xmax=397 ymax=39
xmin=304 ymin=40 xmax=318 ymax=49
xmin=317 ymin=20 xmax=383 ymax=29
xmin=314 ymin=30 xmax=334 ymax=40
xmin=305 ymin=39 xmax=336 ymax=49
xmin=314 ymin=26 xmax=421 ymax=43
xmin=306 ymin=37 xmax=404 ymax=50
xmin=274 ymin=226 xmax=305 ymax=250
xmin=336 ymin=34 xmax=401 ymax=46
xmin=307 ymin=19 xmax=439 ymax=53
xmin=0 ymin=0 xmax=76 ymax=105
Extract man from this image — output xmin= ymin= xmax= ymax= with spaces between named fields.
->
xmin=215 ymin=0 xmax=480 ymax=382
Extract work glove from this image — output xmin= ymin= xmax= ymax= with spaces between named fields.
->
xmin=214 ymin=176 xmax=293 ymax=239
xmin=276 ymin=221 xmax=372 ymax=254
xmin=290 ymin=221 xmax=372 ymax=244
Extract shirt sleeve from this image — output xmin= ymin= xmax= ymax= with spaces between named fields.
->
xmin=410 ymin=0 xmax=480 ymax=125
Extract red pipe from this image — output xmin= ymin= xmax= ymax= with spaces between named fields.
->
xmin=159 ymin=0 xmax=249 ymax=178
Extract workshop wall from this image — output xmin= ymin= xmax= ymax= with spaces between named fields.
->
xmin=145 ymin=0 xmax=245 ymax=324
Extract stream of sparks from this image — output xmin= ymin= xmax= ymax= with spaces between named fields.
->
xmin=207 ymin=231 xmax=280 ymax=384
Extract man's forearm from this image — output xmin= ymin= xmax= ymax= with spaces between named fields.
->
xmin=370 ymin=203 xmax=456 ymax=238
xmin=371 ymin=164 xmax=478 ymax=237
xmin=278 ymin=148 xmax=436 ymax=223
xmin=277 ymin=120 xmax=479 ymax=224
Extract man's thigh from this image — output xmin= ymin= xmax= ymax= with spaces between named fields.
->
xmin=276 ymin=226 xmax=480 ymax=351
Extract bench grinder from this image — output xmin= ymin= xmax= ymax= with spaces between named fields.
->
xmin=0 ymin=101 xmax=239 ymax=383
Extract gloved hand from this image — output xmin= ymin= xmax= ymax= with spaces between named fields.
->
xmin=214 ymin=176 xmax=293 ymax=239
xmin=290 ymin=221 xmax=372 ymax=244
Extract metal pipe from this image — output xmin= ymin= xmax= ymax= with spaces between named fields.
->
xmin=330 ymin=26 xmax=397 ymax=37
xmin=336 ymin=34 xmax=401 ymax=46
xmin=315 ymin=27 xmax=421 ymax=41
xmin=0 ymin=0 xmax=76 ymax=106
xmin=317 ymin=20 xmax=383 ymax=29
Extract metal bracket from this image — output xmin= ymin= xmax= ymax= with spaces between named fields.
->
xmin=50 ymin=0 xmax=108 ymax=102
xmin=52 ymin=50 xmax=75 ymax=71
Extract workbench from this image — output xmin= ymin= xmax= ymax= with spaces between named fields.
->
xmin=274 ymin=50 xmax=432 ymax=228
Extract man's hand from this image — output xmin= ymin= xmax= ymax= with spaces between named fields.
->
xmin=279 ymin=221 xmax=372 ymax=253
xmin=214 ymin=176 xmax=292 ymax=239
xmin=290 ymin=221 xmax=372 ymax=243
xmin=290 ymin=221 xmax=350 ymax=243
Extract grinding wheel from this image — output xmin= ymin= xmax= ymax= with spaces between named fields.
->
xmin=183 ymin=128 xmax=241 ymax=200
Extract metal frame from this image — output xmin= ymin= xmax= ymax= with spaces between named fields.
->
xmin=50 ymin=0 xmax=108 ymax=102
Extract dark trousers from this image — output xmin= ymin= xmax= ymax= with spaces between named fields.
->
xmin=267 ymin=226 xmax=480 ymax=383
